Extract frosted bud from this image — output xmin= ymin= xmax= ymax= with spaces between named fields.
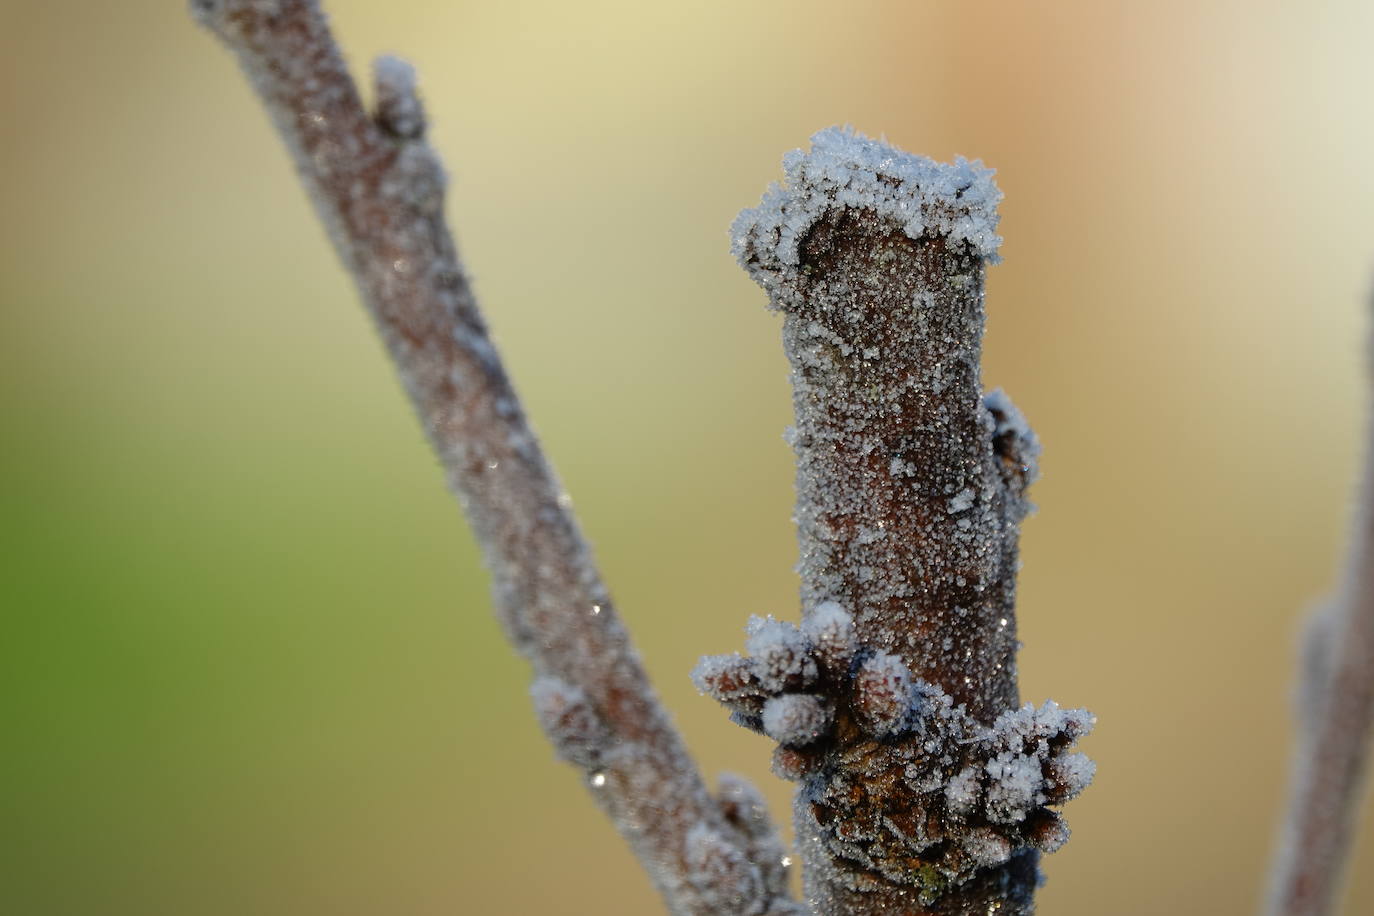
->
xmin=771 ymin=745 xmax=822 ymax=782
xmin=685 ymin=824 xmax=766 ymax=915
xmin=853 ymin=652 xmax=913 ymax=738
xmin=983 ymin=387 xmax=1041 ymax=489
xmin=761 ymin=694 xmax=830 ymax=747
xmin=943 ymin=765 xmax=984 ymax=817
xmin=802 ymin=601 xmax=855 ymax=674
xmin=1043 ymin=751 xmax=1095 ymax=804
xmin=745 ymin=617 xmax=817 ymax=692
xmin=373 ymin=55 xmax=426 ymax=140
xmin=961 ymin=827 xmax=1012 ymax=868
xmin=1052 ymin=706 xmax=1096 ymax=745
xmin=530 ymin=677 xmax=607 ymax=769
xmin=983 ymin=751 xmax=1044 ymax=824
xmin=691 ymin=653 xmax=764 ymax=703
xmin=717 ymin=773 xmax=771 ymax=838
xmin=1026 ymin=810 xmax=1071 ymax=853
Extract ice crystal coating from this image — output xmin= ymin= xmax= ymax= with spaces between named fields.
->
xmin=695 ymin=616 xmax=1095 ymax=892
xmin=762 ymin=694 xmax=830 ymax=747
xmin=373 ymin=55 xmax=425 ymax=139
xmin=962 ymin=827 xmax=1013 ymax=868
xmin=720 ymin=130 xmax=1092 ymax=908
xmin=685 ymin=823 xmax=767 ymax=916
xmin=731 ymin=127 xmax=1004 ymax=281
xmin=733 ymin=128 xmax=1030 ymax=721
xmin=530 ymin=677 xmax=608 ymax=769
xmin=793 ymin=689 xmax=1095 ymax=891
xmin=744 ymin=616 xmax=817 ymax=693
xmin=802 ymin=601 xmax=856 ymax=674
xmin=715 ymin=773 xmax=792 ymax=902
xmin=691 ymin=653 xmax=763 ymax=705
xmin=985 ymin=387 xmax=1042 ymax=508
xmin=853 ymin=652 xmax=915 ymax=738
xmin=772 ymin=745 xmax=823 ymax=782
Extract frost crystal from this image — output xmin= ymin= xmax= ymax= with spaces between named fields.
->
xmin=529 ymin=677 xmax=608 ymax=769
xmin=745 ymin=616 xmax=817 ymax=692
xmin=854 ymin=652 xmax=914 ymax=738
xmin=731 ymin=126 xmax=1004 ymax=277
xmin=691 ymin=653 xmax=763 ymax=704
xmin=685 ymin=823 xmax=768 ymax=916
xmin=762 ymin=694 xmax=830 ymax=747
xmin=716 ymin=773 xmax=793 ymax=901
xmin=714 ymin=128 xmax=1093 ymax=907
xmin=694 ymin=616 xmax=1096 ymax=889
xmin=802 ymin=601 xmax=856 ymax=674
xmin=373 ymin=55 xmax=425 ymax=140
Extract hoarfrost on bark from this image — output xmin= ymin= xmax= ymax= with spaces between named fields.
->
xmin=762 ymin=694 xmax=831 ymax=747
xmin=695 ymin=609 xmax=1094 ymax=898
xmin=730 ymin=126 xmax=1004 ymax=274
xmin=189 ymin=3 xmax=808 ymax=913
xmin=715 ymin=128 xmax=1095 ymax=911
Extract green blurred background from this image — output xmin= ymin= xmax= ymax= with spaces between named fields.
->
xmin=4 ymin=0 xmax=1374 ymax=912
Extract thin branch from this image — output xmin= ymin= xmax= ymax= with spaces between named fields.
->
xmin=695 ymin=129 xmax=1094 ymax=914
xmin=189 ymin=2 xmax=795 ymax=913
xmin=1267 ymin=324 xmax=1374 ymax=915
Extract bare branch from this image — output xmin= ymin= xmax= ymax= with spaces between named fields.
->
xmin=1267 ymin=330 xmax=1374 ymax=915
xmin=697 ymin=129 xmax=1093 ymax=914
xmin=188 ymin=2 xmax=794 ymax=912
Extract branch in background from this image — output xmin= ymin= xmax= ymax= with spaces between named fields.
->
xmin=695 ymin=130 xmax=1094 ymax=914
xmin=1268 ymin=323 xmax=1374 ymax=915
xmin=189 ymin=2 xmax=798 ymax=913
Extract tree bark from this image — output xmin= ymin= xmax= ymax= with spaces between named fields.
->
xmin=189 ymin=3 xmax=795 ymax=913
xmin=705 ymin=129 xmax=1092 ymax=914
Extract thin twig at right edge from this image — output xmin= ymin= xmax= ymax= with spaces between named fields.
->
xmin=1268 ymin=306 xmax=1374 ymax=916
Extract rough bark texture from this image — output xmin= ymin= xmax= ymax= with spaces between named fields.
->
xmin=697 ymin=129 xmax=1093 ymax=915
xmin=782 ymin=215 xmax=1024 ymax=720
xmin=189 ymin=3 xmax=797 ymax=913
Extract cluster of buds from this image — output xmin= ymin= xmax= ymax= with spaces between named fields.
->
xmin=692 ymin=602 xmax=1094 ymax=895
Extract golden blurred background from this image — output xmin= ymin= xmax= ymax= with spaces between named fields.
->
xmin=4 ymin=0 xmax=1374 ymax=912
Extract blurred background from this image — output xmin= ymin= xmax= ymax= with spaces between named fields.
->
xmin=4 ymin=0 xmax=1374 ymax=913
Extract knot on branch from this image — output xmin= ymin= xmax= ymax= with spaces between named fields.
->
xmin=985 ymin=388 xmax=1042 ymax=510
xmin=679 ymin=775 xmax=804 ymax=916
xmin=373 ymin=55 xmax=427 ymax=140
xmin=530 ymin=677 xmax=611 ymax=770
xmin=694 ymin=603 xmax=1095 ymax=903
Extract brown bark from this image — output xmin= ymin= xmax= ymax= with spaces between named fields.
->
xmin=189 ymin=2 xmax=793 ymax=913
xmin=721 ymin=130 xmax=1086 ymax=914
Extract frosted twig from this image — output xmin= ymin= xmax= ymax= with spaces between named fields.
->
xmin=189 ymin=2 xmax=795 ymax=913
xmin=696 ymin=129 xmax=1094 ymax=914
xmin=1267 ymin=324 xmax=1374 ymax=916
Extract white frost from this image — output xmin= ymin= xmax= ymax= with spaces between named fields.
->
xmin=761 ymin=694 xmax=831 ymax=747
xmin=731 ymin=126 xmax=1004 ymax=276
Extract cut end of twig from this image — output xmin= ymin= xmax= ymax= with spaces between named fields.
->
xmin=731 ymin=126 xmax=1003 ymax=309
xmin=373 ymin=55 xmax=427 ymax=140
xmin=189 ymin=0 xmax=285 ymax=34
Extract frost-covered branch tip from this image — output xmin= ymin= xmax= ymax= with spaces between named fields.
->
xmin=190 ymin=2 xmax=801 ymax=913
xmin=703 ymin=128 xmax=1093 ymax=914
xmin=1267 ymin=304 xmax=1374 ymax=916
